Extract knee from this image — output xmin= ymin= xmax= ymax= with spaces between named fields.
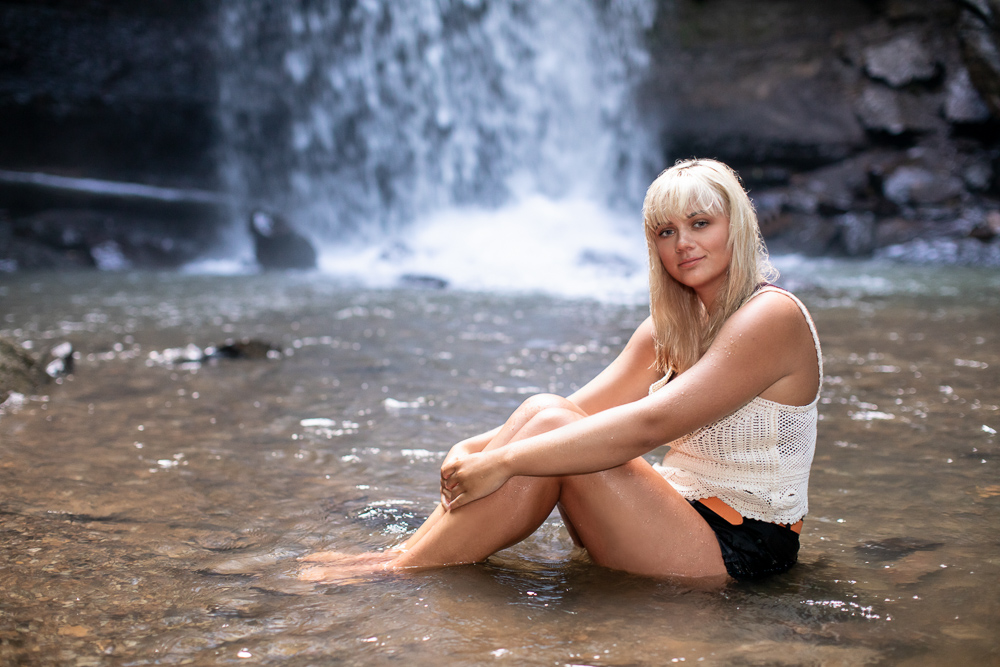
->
xmin=523 ymin=406 xmax=581 ymax=435
xmin=518 ymin=393 xmax=584 ymax=420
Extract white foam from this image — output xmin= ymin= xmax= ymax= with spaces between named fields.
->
xmin=317 ymin=195 xmax=650 ymax=302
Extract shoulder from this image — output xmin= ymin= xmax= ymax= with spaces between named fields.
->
xmin=720 ymin=290 xmax=813 ymax=347
xmin=624 ymin=316 xmax=656 ymax=350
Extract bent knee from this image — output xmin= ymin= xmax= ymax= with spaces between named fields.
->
xmin=519 ymin=393 xmax=586 ymax=419
xmin=523 ymin=406 xmax=583 ymax=435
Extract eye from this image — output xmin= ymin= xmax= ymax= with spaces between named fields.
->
xmin=692 ymin=219 xmax=709 ymax=228
xmin=658 ymin=228 xmax=675 ymax=238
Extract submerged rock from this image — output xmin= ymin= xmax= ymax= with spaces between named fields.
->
xmin=208 ymin=339 xmax=281 ymax=361
xmin=0 ymin=338 xmax=73 ymax=404
xmin=854 ymin=536 xmax=944 ymax=562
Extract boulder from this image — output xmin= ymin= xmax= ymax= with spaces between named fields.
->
xmin=853 ymin=84 xmax=940 ymax=136
xmin=0 ymin=338 xmax=73 ymax=404
xmin=863 ymin=32 xmax=939 ymax=87
xmin=945 ymin=65 xmax=993 ymax=122
xmin=958 ymin=1 xmax=1000 ymax=117
xmin=882 ymin=166 xmax=965 ymax=206
xmin=249 ymin=210 xmax=318 ymax=270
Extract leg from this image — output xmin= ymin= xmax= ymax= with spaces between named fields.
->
xmin=300 ymin=395 xmax=582 ymax=579
xmin=399 ymin=393 xmax=586 ymax=552
xmin=557 ymin=460 xmax=729 ymax=581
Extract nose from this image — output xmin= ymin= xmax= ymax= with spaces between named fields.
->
xmin=674 ymin=229 xmax=695 ymax=251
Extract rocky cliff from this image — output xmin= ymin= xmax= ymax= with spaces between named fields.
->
xmin=1 ymin=0 xmax=998 ymax=271
xmin=644 ymin=0 xmax=1000 ymax=264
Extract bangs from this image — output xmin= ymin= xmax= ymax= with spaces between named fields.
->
xmin=644 ymin=171 xmax=727 ymax=231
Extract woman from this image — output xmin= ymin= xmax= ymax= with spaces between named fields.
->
xmin=302 ymin=158 xmax=822 ymax=583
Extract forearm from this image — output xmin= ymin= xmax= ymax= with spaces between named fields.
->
xmin=451 ymin=425 xmax=501 ymax=454
xmin=496 ymin=402 xmax=659 ymax=478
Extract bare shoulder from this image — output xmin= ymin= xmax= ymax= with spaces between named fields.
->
xmin=713 ymin=289 xmax=819 ymax=404
xmin=724 ymin=290 xmax=812 ymax=342
xmin=626 ymin=316 xmax=656 ymax=351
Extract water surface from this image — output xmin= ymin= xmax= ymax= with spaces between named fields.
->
xmin=1 ymin=262 xmax=998 ymax=665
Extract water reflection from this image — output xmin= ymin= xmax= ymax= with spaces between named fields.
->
xmin=0 ymin=263 xmax=997 ymax=665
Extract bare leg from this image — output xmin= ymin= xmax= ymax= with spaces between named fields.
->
xmin=300 ymin=397 xmax=580 ymax=581
xmin=300 ymin=393 xmax=728 ymax=582
xmin=399 ymin=394 xmax=586 ymax=552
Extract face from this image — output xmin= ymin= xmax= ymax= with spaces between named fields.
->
xmin=653 ymin=207 xmax=732 ymax=307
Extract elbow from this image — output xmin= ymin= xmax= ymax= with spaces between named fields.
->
xmin=629 ymin=406 xmax=671 ymax=456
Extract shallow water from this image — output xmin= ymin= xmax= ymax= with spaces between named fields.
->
xmin=1 ymin=263 xmax=998 ymax=666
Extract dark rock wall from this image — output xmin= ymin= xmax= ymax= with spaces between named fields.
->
xmin=643 ymin=0 xmax=1000 ymax=262
xmin=0 ymin=0 xmax=219 ymax=188
xmin=0 ymin=0 xmax=223 ymax=270
xmin=1 ymin=0 xmax=998 ymax=271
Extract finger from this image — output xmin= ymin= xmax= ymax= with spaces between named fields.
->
xmin=447 ymin=492 xmax=470 ymax=511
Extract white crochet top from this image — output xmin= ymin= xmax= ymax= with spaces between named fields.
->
xmin=651 ymin=286 xmax=823 ymax=524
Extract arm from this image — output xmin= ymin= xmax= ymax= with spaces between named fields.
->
xmin=565 ymin=316 xmax=663 ymax=414
xmin=441 ymin=293 xmax=817 ymax=508
xmin=443 ymin=318 xmax=659 ymax=476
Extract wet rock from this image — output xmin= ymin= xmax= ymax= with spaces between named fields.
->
xmin=0 ymin=338 xmax=44 ymax=402
xmin=853 ymin=84 xmax=940 ymax=136
xmin=855 ymin=536 xmax=943 ymax=562
xmin=44 ymin=341 xmax=74 ymax=378
xmin=6 ymin=208 xmax=213 ymax=270
xmin=864 ymin=32 xmax=939 ymax=87
xmin=249 ymin=210 xmax=317 ymax=270
xmin=208 ymin=339 xmax=281 ymax=361
xmin=836 ymin=212 xmax=877 ymax=256
xmin=969 ymin=210 xmax=1000 ymax=240
xmin=0 ymin=338 xmax=75 ymax=404
xmin=877 ymin=236 xmax=1000 ymax=266
xmin=945 ymin=66 xmax=994 ymax=123
xmin=398 ymin=274 xmax=449 ymax=290
xmin=883 ymin=165 xmax=965 ymax=206
xmin=958 ymin=1 xmax=1000 ymax=116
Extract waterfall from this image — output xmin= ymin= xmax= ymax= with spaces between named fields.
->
xmin=215 ymin=0 xmax=659 ymax=299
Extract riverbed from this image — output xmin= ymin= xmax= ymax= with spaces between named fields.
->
xmin=1 ymin=261 xmax=998 ymax=665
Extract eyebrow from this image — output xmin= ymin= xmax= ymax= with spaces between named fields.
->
xmin=685 ymin=209 xmax=708 ymax=218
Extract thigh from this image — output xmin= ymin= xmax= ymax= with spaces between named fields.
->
xmin=558 ymin=458 xmax=729 ymax=581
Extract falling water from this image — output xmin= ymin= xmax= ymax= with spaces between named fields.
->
xmin=214 ymin=0 xmax=660 ymax=296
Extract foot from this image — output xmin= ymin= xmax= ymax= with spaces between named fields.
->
xmin=298 ymin=548 xmax=401 ymax=565
xmin=297 ymin=549 xmax=401 ymax=584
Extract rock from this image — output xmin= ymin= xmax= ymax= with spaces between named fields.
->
xmin=836 ymin=212 xmax=877 ymax=256
xmin=7 ymin=208 xmax=212 ymax=270
xmin=0 ymin=338 xmax=45 ymax=403
xmin=0 ymin=338 xmax=71 ymax=404
xmin=945 ymin=65 xmax=993 ymax=122
xmin=969 ymin=210 xmax=1000 ymax=240
xmin=208 ymin=339 xmax=281 ymax=360
xmin=44 ymin=342 xmax=74 ymax=378
xmin=963 ymin=160 xmax=995 ymax=191
xmin=398 ymin=274 xmax=449 ymax=290
xmin=854 ymin=536 xmax=943 ymax=562
xmin=864 ymin=32 xmax=939 ymax=87
xmin=883 ymin=165 xmax=965 ymax=206
xmin=958 ymin=2 xmax=1000 ymax=117
xmin=853 ymin=84 xmax=940 ymax=136
xmin=877 ymin=237 xmax=1000 ymax=266
xmin=249 ymin=210 xmax=317 ymax=270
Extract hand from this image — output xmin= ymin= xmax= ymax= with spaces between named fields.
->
xmin=440 ymin=450 xmax=511 ymax=511
xmin=441 ymin=439 xmax=477 ymax=473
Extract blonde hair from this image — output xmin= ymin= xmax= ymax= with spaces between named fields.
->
xmin=643 ymin=158 xmax=777 ymax=374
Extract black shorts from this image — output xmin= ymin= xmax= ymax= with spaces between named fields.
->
xmin=689 ymin=499 xmax=800 ymax=581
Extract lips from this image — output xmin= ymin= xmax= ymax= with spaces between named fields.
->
xmin=677 ymin=256 xmax=704 ymax=269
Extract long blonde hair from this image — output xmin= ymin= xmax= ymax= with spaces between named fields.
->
xmin=643 ymin=158 xmax=777 ymax=374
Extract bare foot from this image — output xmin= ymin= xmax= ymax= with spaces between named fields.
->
xmin=297 ymin=549 xmax=402 ymax=583
xmin=298 ymin=548 xmax=400 ymax=565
